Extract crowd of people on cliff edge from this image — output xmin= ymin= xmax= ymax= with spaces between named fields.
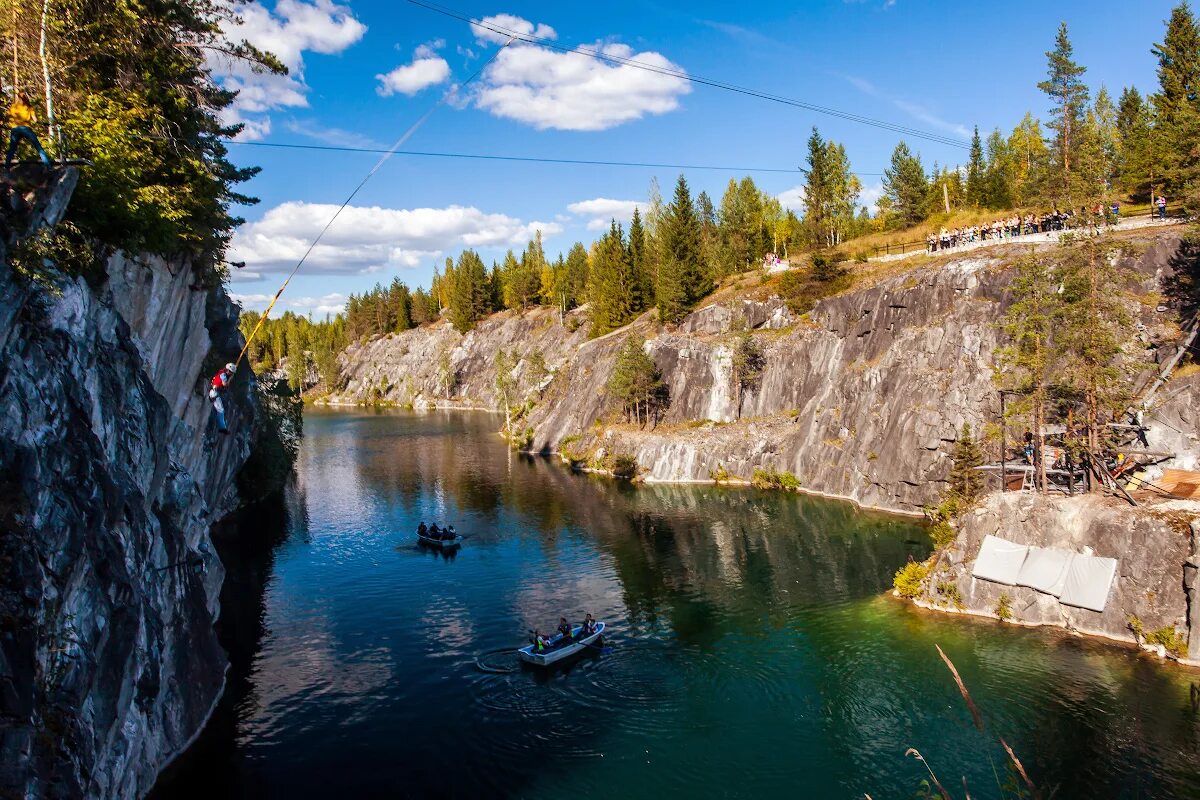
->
xmin=925 ymin=197 xmax=1172 ymax=254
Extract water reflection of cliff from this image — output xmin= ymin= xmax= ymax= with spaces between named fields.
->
xmin=149 ymin=485 xmax=306 ymax=798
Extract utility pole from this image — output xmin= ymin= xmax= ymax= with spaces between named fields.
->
xmin=942 ymin=181 xmax=950 ymax=215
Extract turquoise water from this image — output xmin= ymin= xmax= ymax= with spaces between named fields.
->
xmin=154 ymin=409 xmax=1200 ymax=798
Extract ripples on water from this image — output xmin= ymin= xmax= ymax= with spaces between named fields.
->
xmin=153 ymin=410 xmax=1200 ymax=799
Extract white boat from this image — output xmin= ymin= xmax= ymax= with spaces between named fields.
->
xmin=518 ymin=623 xmax=605 ymax=667
xmin=417 ymin=530 xmax=461 ymax=549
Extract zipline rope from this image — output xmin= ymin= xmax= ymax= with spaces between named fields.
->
xmin=234 ymin=38 xmax=515 ymax=368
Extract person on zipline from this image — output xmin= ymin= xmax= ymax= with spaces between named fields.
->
xmin=4 ymin=91 xmax=52 ymax=170
xmin=208 ymin=362 xmax=236 ymax=435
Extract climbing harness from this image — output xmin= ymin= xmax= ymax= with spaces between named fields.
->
xmin=233 ymin=38 xmax=515 ymax=370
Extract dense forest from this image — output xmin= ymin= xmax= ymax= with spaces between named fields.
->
xmin=2 ymin=0 xmax=284 ymax=281
xmin=229 ymin=7 xmax=1200 ymax=384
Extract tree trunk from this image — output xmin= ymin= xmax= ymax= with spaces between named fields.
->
xmin=40 ymin=0 xmax=55 ymax=145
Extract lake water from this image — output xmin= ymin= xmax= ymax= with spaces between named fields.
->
xmin=154 ymin=409 xmax=1200 ymax=799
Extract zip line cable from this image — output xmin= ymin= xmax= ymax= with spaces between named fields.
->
xmin=403 ymin=0 xmax=971 ymax=150
xmin=233 ymin=39 xmax=515 ymax=369
xmin=222 ymin=139 xmax=888 ymax=177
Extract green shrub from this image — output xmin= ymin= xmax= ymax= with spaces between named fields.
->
xmin=1146 ymin=626 xmax=1187 ymax=657
xmin=996 ymin=593 xmax=1013 ymax=621
xmin=929 ymin=520 xmax=957 ymax=550
xmin=936 ymin=581 xmax=964 ymax=609
xmin=751 ymin=468 xmax=800 ymax=490
xmin=893 ymin=562 xmax=928 ymax=599
xmin=710 ymin=464 xmax=731 ymax=483
xmin=1128 ymin=615 xmax=1144 ymax=639
xmin=608 ymin=453 xmax=639 ymax=480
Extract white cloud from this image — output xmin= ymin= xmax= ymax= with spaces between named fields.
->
xmin=376 ymin=55 xmax=451 ymax=96
xmin=231 ymin=291 xmax=344 ymax=316
xmin=474 ymin=40 xmax=690 ymax=131
xmin=229 ymin=201 xmax=562 ymax=276
xmin=463 ymin=14 xmax=690 ymax=131
xmin=858 ymin=182 xmax=884 ymax=214
xmin=284 ymin=118 xmax=382 ymax=148
xmin=471 ymin=13 xmax=557 ymax=45
xmin=568 ymin=197 xmax=642 ymax=229
xmin=212 ymin=0 xmax=367 ymax=138
xmin=777 ymin=185 xmax=805 ymax=212
xmin=414 ymin=39 xmax=446 ymax=59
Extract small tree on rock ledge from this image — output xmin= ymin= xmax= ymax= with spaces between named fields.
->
xmin=948 ymin=422 xmax=985 ymax=505
xmin=607 ymin=336 xmax=668 ymax=427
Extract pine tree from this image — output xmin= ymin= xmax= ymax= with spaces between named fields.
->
xmin=1038 ymin=22 xmax=1090 ymax=203
xmin=997 ymin=252 xmax=1060 ymax=493
xmin=607 ymin=336 xmax=667 ymax=426
xmin=965 ymin=126 xmax=987 ymax=207
xmin=882 ymin=141 xmax=929 ymax=226
xmin=1056 ymin=238 xmax=1135 ymax=464
xmin=657 ymin=174 xmax=708 ymax=323
xmin=731 ymin=332 xmax=766 ymax=419
xmin=948 ymin=423 xmax=985 ymax=504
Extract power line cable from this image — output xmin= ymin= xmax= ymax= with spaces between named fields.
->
xmin=404 ymin=0 xmax=970 ymax=150
xmin=233 ymin=38 xmax=515 ymax=368
xmin=223 ymin=139 xmax=887 ymax=177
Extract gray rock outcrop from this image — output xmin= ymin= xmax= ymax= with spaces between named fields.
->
xmin=916 ymin=492 xmax=1198 ymax=665
xmin=0 ymin=172 xmax=255 ymax=797
xmin=329 ymin=234 xmax=1187 ymax=515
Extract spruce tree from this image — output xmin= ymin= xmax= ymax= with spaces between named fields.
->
xmin=587 ymin=221 xmax=634 ymax=336
xmin=802 ymin=128 xmax=830 ymax=245
xmin=717 ymin=178 xmax=749 ymax=277
xmin=695 ymin=191 xmax=719 ymax=279
xmin=1116 ymin=86 xmax=1155 ymax=201
xmin=983 ymin=128 xmax=1014 ymax=209
xmin=565 ymin=242 xmax=590 ymax=307
xmin=948 ymin=423 xmax=985 ymax=504
xmin=657 ymin=174 xmax=707 ymax=324
xmin=628 ymin=207 xmax=652 ymax=312
xmin=448 ymin=250 xmax=489 ymax=333
xmin=882 ymin=141 xmax=929 ymax=226
xmin=965 ymin=126 xmax=987 ymax=207
xmin=1154 ymin=3 xmax=1200 ymax=208
xmin=1038 ymin=22 xmax=1090 ymax=203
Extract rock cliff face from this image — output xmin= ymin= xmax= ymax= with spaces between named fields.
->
xmin=0 ymin=173 xmax=255 ymax=797
xmin=329 ymin=235 xmax=1185 ymax=515
xmin=913 ymin=492 xmax=1200 ymax=665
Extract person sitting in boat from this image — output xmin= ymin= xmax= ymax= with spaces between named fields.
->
xmin=581 ymin=614 xmax=597 ymax=637
xmin=417 ymin=521 xmax=428 ymax=537
xmin=429 ymin=523 xmax=442 ymax=540
xmin=446 ymin=525 xmax=456 ymax=540
xmin=557 ymin=617 xmax=572 ymax=641
xmin=531 ymin=629 xmax=550 ymax=653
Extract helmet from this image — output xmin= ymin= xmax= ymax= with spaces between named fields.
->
xmin=224 ymin=362 xmax=236 ymax=373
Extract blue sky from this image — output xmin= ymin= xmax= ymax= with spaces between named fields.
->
xmin=219 ymin=0 xmax=1174 ymax=316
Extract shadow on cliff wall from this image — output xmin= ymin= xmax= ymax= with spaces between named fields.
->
xmin=147 ymin=483 xmax=304 ymax=799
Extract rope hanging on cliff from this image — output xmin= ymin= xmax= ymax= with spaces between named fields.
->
xmin=233 ymin=38 xmax=515 ymax=369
